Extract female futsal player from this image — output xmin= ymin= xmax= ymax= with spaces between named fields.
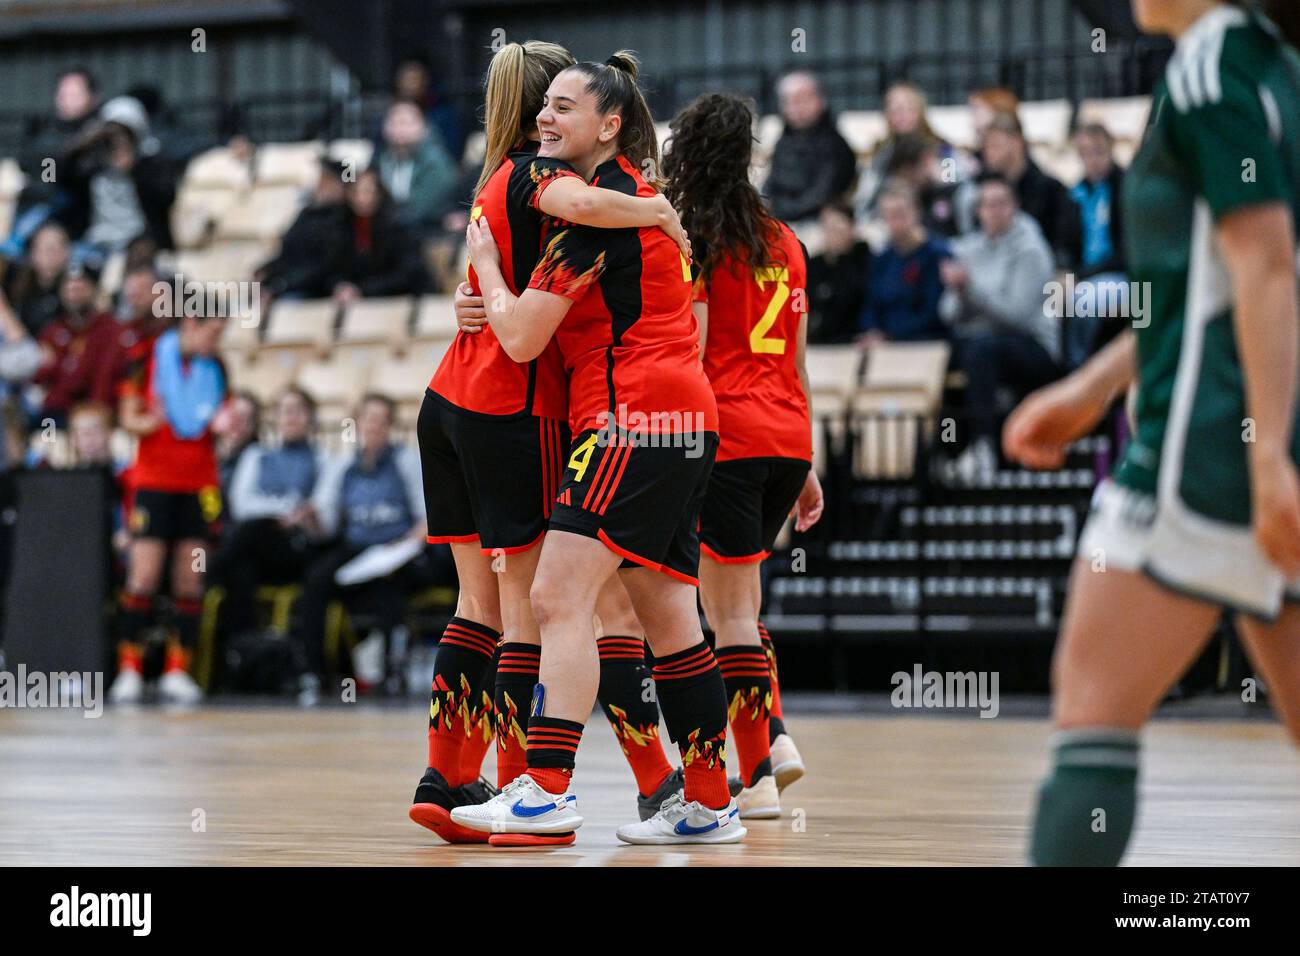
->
xmin=451 ymin=52 xmax=745 ymax=846
xmin=661 ymin=93 xmax=824 ymax=818
xmin=411 ymin=40 xmax=687 ymax=843
xmin=109 ymin=310 xmax=226 ymax=706
xmin=1003 ymin=0 xmax=1300 ymax=865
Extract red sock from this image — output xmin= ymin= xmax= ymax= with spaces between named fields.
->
xmin=526 ymin=766 xmax=572 ymax=795
xmin=716 ymin=646 xmax=772 ymax=787
xmin=759 ymin=620 xmax=786 ymax=739
xmin=163 ymin=642 xmax=191 ymax=674
xmin=117 ymin=641 xmax=143 ymax=674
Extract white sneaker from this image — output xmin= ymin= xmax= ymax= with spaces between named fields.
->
xmin=616 ymin=793 xmax=747 ymax=845
xmin=450 ymin=773 xmax=583 ymax=835
xmin=109 ymin=669 xmax=144 ymax=705
xmin=158 ymin=670 xmax=203 ymax=705
xmin=770 ymin=733 xmax=805 ymax=793
xmin=737 ymin=774 xmax=781 ymax=819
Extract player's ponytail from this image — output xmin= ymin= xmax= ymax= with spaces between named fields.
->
xmin=568 ymin=50 xmax=660 ymax=181
xmin=476 ymin=40 xmax=576 ymax=199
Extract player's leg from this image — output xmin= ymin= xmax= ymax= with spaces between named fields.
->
xmin=1029 ymin=561 xmax=1220 ymax=866
xmin=699 ymin=555 xmax=778 ymax=816
xmin=1233 ymin=605 xmax=1300 ymax=746
xmin=592 ymin=575 xmax=678 ymax=817
xmin=451 ymin=530 xmax=616 ymax=843
xmin=615 ymin=566 xmax=745 ymax=845
xmin=491 ymin=542 xmax=544 ymax=788
xmin=158 ymin=533 xmax=209 ymax=704
xmin=410 ymin=540 xmax=500 ymax=843
xmin=112 ymin=529 xmax=167 ymax=704
xmin=758 ymin=619 xmax=803 ymax=788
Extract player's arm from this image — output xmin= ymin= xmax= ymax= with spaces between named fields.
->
xmin=1002 ymin=329 xmax=1135 ymax=470
xmin=1220 ymin=203 xmax=1300 ymax=576
xmin=792 ymin=302 xmax=823 ymax=530
xmin=538 ymin=178 xmax=690 ymax=258
xmin=693 ymin=302 xmax=708 ymax=356
xmin=116 ymin=359 xmax=162 ymax=437
xmin=467 ymin=217 xmax=571 ymax=363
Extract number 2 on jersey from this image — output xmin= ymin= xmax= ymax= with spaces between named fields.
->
xmin=751 ymin=266 xmax=789 ymax=355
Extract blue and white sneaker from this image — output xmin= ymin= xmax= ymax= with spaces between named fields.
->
xmin=449 ymin=773 xmax=583 ymax=835
xmin=615 ymin=793 xmax=747 ymax=845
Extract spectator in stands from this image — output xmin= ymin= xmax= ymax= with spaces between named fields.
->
xmin=212 ymin=390 xmax=260 ymax=494
xmin=331 ymin=169 xmax=428 ymax=304
xmin=33 ymin=263 xmax=117 ymax=424
xmin=124 ymin=84 xmax=212 ymax=172
xmin=977 ymin=111 xmax=1081 ymax=269
xmin=862 ymin=82 xmax=972 ymax=216
xmin=101 ymin=264 xmax=170 ymax=395
xmin=374 ymin=101 xmax=459 ymax=239
xmin=0 ymin=288 xmax=42 ymax=396
xmin=65 ymin=400 xmax=117 ymax=468
xmin=807 ymin=202 xmax=871 ymax=344
xmin=763 ymin=71 xmax=857 ymax=224
xmin=860 ymin=181 xmax=950 ymax=347
xmin=967 ymin=88 xmax=1020 ymax=146
xmin=0 ymin=222 xmax=71 ymax=338
xmin=64 ymin=96 xmax=178 ymax=258
xmin=939 ymin=174 xmax=1060 ymax=482
xmin=881 ymin=134 xmax=962 ymax=238
xmin=6 ymin=68 xmax=102 ymax=257
xmin=219 ymin=386 xmax=329 ymax=642
xmin=381 ymin=55 xmax=467 ymax=164
xmin=256 ymin=161 xmax=349 ymax=304
xmin=293 ymin=393 xmax=427 ymax=704
xmin=1066 ymin=123 xmax=1129 ymax=367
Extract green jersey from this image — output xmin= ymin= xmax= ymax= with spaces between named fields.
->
xmin=1114 ymin=5 xmax=1300 ymax=526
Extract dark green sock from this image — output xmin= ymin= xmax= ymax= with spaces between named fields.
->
xmin=1030 ymin=728 xmax=1139 ymax=866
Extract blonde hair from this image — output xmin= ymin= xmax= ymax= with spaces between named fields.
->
xmin=475 ymin=40 xmax=576 ymax=199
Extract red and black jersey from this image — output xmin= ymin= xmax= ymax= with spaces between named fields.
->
xmin=695 ymin=220 xmax=812 ymax=462
xmin=527 ymin=155 xmax=718 ymax=437
xmin=120 ymin=336 xmax=223 ymax=494
xmin=428 ymin=144 xmax=571 ymax=420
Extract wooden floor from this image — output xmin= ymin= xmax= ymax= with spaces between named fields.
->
xmin=2 ymin=705 xmax=1298 ymax=866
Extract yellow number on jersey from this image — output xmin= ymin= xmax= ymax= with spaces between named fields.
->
xmin=680 ymin=252 xmax=692 ymax=282
xmin=567 ymin=433 xmax=600 ymax=482
xmin=750 ymin=266 xmax=790 ymax=354
xmin=466 ymin=205 xmax=484 ymax=282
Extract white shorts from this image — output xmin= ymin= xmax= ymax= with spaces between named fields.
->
xmin=1076 ymin=479 xmax=1300 ymax=621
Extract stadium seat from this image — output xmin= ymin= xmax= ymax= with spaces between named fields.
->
xmin=755 ymin=114 xmax=783 ymax=162
xmin=805 ymin=344 xmax=863 ymax=398
xmin=414 ymin=294 xmax=458 ymax=339
xmin=0 ymin=197 xmax=14 ymax=240
xmin=861 ymin=340 xmax=950 ymax=410
xmin=851 ymin=388 xmax=929 ymax=480
xmin=184 ymin=146 xmax=253 ymax=190
xmin=463 ymin=131 xmax=487 ymax=167
xmin=927 ymin=105 xmax=976 ymax=150
xmin=339 ymin=296 xmax=414 ymax=347
xmin=215 ymin=184 xmax=304 ymax=241
xmin=1076 ymin=96 xmax=1151 ymax=144
xmin=255 ymin=141 xmax=325 ymax=187
xmin=1030 ymin=143 xmax=1084 ymax=187
xmin=0 ymin=157 xmax=24 ymax=200
xmin=262 ymin=299 xmax=338 ymax=359
xmin=1018 ymin=99 xmax=1073 ymax=146
xmin=367 ymin=351 xmax=443 ymax=427
xmin=98 ymin=250 xmax=126 ymax=301
xmin=236 ymin=352 xmax=300 ymax=405
xmin=171 ymin=184 xmax=241 ymax=248
xmin=837 ymin=110 xmax=887 ymax=158
xmin=220 ymin=313 xmax=261 ymax=353
xmin=328 ymin=138 xmax=374 ymax=174
xmin=296 ymin=354 xmax=373 ymax=426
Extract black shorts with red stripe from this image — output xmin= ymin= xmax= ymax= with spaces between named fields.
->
xmin=699 ymin=457 xmax=810 ymax=564
xmin=418 ymin=390 xmax=569 ymax=555
xmin=548 ymin=427 xmax=718 ymax=585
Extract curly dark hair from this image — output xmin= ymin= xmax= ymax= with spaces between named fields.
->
xmin=661 ymin=93 xmax=784 ymax=283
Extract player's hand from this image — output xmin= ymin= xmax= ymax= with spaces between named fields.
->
xmin=1002 ymin=372 xmax=1109 ymax=470
xmin=453 ymin=281 xmax=487 ymax=334
xmin=1250 ymin=452 xmax=1300 ymax=579
xmin=465 ymin=216 xmax=502 ymax=271
xmin=792 ymin=469 xmax=824 ymax=532
xmin=653 ymin=194 xmax=692 ymax=262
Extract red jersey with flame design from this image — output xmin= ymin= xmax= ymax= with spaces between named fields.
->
xmin=693 ymin=220 xmax=812 ymax=462
xmin=428 ymin=145 xmax=570 ymax=419
xmin=527 ymin=155 xmax=717 ymax=437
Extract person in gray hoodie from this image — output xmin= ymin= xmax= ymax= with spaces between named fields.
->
xmin=939 ymin=173 xmax=1061 ymax=481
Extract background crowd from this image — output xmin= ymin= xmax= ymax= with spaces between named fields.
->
xmin=0 ymin=57 xmax=1133 ymax=698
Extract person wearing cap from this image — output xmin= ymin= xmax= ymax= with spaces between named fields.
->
xmin=33 ymin=261 xmax=117 ymax=425
xmin=63 ymin=95 xmax=178 ymax=255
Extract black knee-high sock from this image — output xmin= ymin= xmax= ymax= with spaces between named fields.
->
xmin=596 ymin=636 xmax=673 ymax=796
xmin=426 ymin=617 xmax=499 ymax=786
xmin=116 ymin=592 xmax=155 ymax=673
xmin=652 ymin=641 xmax=731 ymax=810
xmin=494 ymin=642 xmax=541 ymax=788
xmin=1030 ymin=728 xmax=1139 ymax=866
